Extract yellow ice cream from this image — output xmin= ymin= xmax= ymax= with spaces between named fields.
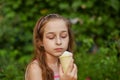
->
xmin=59 ymin=51 xmax=72 ymax=73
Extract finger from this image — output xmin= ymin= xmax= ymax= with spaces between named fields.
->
xmin=71 ymin=64 xmax=77 ymax=77
xmin=74 ymin=64 xmax=78 ymax=80
xmin=74 ymin=72 xmax=77 ymax=80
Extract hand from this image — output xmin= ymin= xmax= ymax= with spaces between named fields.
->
xmin=59 ymin=59 xmax=77 ymax=80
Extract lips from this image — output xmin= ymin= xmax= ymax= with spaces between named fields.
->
xmin=55 ymin=48 xmax=63 ymax=52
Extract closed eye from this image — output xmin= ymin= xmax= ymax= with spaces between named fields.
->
xmin=47 ymin=36 xmax=55 ymax=39
xmin=46 ymin=33 xmax=55 ymax=40
xmin=61 ymin=34 xmax=67 ymax=38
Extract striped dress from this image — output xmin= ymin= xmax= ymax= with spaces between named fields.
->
xmin=54 ymin=74 xmax=60 ymax=80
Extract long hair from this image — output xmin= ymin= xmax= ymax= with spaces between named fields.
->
xmin=33 ymin=14 xmax=75 ymax=80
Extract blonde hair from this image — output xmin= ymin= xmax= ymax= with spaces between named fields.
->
xmin=33 ymin=14 xmax=75 ymax=80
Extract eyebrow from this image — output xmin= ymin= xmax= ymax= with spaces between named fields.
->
xmin=46 ymin=31 xmax=67 ymax=35
xmin=46 ymin=32 xmax=54 ymax=35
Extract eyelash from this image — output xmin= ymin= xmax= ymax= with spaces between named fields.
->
xmin=61 ymin=35 xmax=67 ymax=38
xmin=48 ymin=35 xmax=67 ymax=39
xmin=48 ymin=37 xmax=54 ymax=39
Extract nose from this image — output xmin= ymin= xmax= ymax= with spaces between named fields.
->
xmin=56 ymin=37 xmax=62 ymax=45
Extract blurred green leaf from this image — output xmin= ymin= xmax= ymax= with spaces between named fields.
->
xmin=0 ymin=0 xmax=120 ymax=80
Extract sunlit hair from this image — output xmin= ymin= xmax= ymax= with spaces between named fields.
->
xmin=33 ymin=14 xmax=75 ymax=80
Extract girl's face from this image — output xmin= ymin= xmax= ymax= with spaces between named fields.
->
xmin=42 ymin=19 xmax=69 ymax=57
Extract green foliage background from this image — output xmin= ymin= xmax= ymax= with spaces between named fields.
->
xmin=0 ymin=0 xmax=120 ymax=80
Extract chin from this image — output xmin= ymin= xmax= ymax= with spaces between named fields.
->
xmin=55 ymin=52 xmax=63 ymax=56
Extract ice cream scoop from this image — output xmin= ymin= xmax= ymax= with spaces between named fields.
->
xmin=59 ymin=51 xmax=72 ymax=73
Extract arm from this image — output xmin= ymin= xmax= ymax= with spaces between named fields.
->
xmin=25 ymin=60 xmax=42 ymax=80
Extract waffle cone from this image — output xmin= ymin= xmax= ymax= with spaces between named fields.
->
xmin=59 ymin=56 xmax=72 ymax=73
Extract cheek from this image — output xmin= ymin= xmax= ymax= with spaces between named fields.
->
xmin=43 ymin=39 xmax=53 ymax=48
xmin=63 ymin=38 xmax=69 ymax=47
xmin=42 ymin=37 xmax=55 ymax=52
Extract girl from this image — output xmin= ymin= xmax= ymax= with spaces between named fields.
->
xmin=25 ymin=14 xmax=77 ymax=80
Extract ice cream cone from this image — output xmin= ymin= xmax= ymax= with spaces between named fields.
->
xmin=59 ymin=51 xmax=72 ymax=73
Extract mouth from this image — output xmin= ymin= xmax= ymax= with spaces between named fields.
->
xmin=54 ymin=48 xmax=63 ymax=52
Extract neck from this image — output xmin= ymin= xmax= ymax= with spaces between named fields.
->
xmin=46 ymin=53 xmax=59 ymax=65
xmin=45 ymin=52 xmax=59 ymax=74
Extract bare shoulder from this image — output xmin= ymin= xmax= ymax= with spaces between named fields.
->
xmin=25 ymin=60 xmax=42 ymax=80
xmin=28 ymin=60 xmax=42 ymax=73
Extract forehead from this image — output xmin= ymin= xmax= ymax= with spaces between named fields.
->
xmin=44 ymin=19 xmax=68 ymax=33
